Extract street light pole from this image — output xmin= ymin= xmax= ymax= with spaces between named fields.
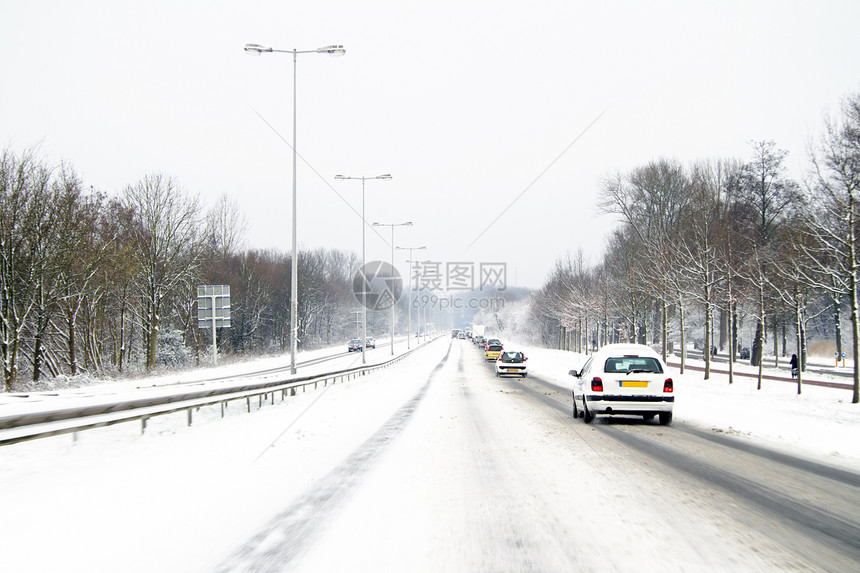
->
xmin=397 ymin=246 xmax=426 ymax=349
xmin=244 ymin=42 xmax=345 ymax=375
xmin=374 ymin=222 xmax=412 ymax=355
xmin=334 ymin=174 xmax=392 ymax=364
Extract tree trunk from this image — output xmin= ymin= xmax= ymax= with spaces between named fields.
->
xmin=833 ymin=292 xmax=843 ymax=363
xmin=850 ymin=192 xmax=860 ymax=403
xmin=661 ymin=299 xmax=668 ymax=363
xmin=32 ymin=330 xmax=42 ymax=383
xmin=67 ymin=306 xmax=77 ymax=376
xmin=118 ymin=296 xmax=126 ymax=373
xmin=704 ymin=287 xmax=711 ymax=380
xmin=726 ymin=271 xmax=735 ymax=385
xmin=781 ymin=322 xmax=787 ymax=357
xmin=678 ymin=295 xmax=686 ymax=374
xmin=772 ymin=319 xmax=779 ymax=368
xmin=756 ymin=272 xmax=766 ymax=390
xmin=794 ymin=290 xmax=803 ymax=395
xmin=147 ymin=305 xmax=158 ymax=370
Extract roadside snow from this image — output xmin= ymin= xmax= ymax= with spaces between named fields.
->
xmin=516 ymin=342 xmax=860 ymax=471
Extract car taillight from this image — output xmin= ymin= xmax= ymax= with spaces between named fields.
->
xmin=591 ymin=377 xmax=603 ymax=392
xmin=663 ymin=379 xmax=673 ymax=393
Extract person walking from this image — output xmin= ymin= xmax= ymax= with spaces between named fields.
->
xmin=790 ymin=354 xmax=798 ymax=379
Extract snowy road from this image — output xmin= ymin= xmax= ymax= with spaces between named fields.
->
xmin=2 ymin=337 xmax=858 ymax=572
xmin=216 ymin=339 xmax=859 ymax=572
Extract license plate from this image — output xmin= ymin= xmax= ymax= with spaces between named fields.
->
xmin=507 ymin=369 xmax=518 ymax=373
xmin=620 ymin=380 xmax=648 ymax=388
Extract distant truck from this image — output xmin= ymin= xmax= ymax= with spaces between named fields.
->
xmin=471 ymin=324 xmax=486 ymax=338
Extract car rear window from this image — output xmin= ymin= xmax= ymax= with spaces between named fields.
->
xmin=488 ymin=345 xmax=503 ymax=351
xmin=603 ymin=356 xmax=663 ymax=374
xmin=500 ymin=352 xmax=523 ymax=362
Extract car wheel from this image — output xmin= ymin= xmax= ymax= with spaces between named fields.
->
xmin=521 ymin=373 xmax=528 ymax=378
xmin=583 ymin=400 xmax=594 ymax=424
xmin=495 ymin=371 xmax=500 ymax=378
xmin=572 ymin=394 xmax=578 ymax=419
xmin=643 ymin=414 xmax=656 ymax=421
xmin=659 ymin=412 xmax=673 ymax=425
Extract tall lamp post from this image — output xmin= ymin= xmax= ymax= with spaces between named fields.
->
xmin=244 ymin=42 xmax=345 ymax=375
xmin=397 ymin=246 xmax=426 ymax=349
xmin=408 ymin=259 xmax=432 ymax=344
xmin=373 ymin=221 xmax=412 ymax=355
xmin=334 ymin=173 xmax=392 ymax=364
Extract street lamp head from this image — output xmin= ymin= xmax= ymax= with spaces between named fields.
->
xmin=374 ymin=221 xmax=412 ymax=227
xmin=317 ymin=44 xmax=346 ymax=56
xmin=244 ymin=43 xmax=273 ymax=55
xmin=336 ymin=173 xmax=391 ymax=181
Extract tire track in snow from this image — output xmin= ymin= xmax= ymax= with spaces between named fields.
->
xmin=518 ymin=372 xmax=860 ymax=569
xmin=455 ymin=348 xmax=583 ymax=570
xmin=213 ymin=342 xmax=453 ymax=573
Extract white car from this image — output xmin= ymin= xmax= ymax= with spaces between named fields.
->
xmin=569 ymin=343 xmax=674 ymax=424
xmin=495 ymin=351 xmax=527 ymax=377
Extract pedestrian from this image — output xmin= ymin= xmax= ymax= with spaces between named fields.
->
xmin=790 ymin=354 xmax=798 ymax=379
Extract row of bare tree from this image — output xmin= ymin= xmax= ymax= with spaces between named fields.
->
xmin=529 ymin=92 xmax=860 ymax=403
xmin=0 ymin=148 xmax=365 ymax=392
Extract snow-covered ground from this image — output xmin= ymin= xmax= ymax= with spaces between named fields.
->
xmin=519 ymin=343 xmax=860 ymax=472
xmin=1 ymin=335 xmax=417 ymax=401
xmin=0 ymin=337 xmax=857 ymax=572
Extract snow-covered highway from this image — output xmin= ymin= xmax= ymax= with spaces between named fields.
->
xmin=1 ymin=337 xmax=858 ymax=572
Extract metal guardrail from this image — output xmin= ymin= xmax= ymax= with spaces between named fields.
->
xmin=0 ymin=338 xmax=439 ymax=446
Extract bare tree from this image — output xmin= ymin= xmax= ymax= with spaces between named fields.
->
xmin=51 ymin=167 xmax=112 ymax=377
xmin=205 ymin=194 xmax=248 ymax=261
xmin=0 ymin=148 xmax=57 ymax=391
xmin=802 ymin=92 xmax=860 ymax=403
xmin=735 ymin=141 xmax=800 ymax=387
xmin=121 ymin=173 xmax=203 ymax=370
xmin=599 ymin=160 xmax=692 ymax=359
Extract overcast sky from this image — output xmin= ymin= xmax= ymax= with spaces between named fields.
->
xmin=2 ymin=1 xmax=858 ymax=289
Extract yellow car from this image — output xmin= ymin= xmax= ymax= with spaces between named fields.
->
xmin=485 ymin=343 xmax=503 ymax=361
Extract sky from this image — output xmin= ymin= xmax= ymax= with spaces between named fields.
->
xmin=2 ymin=1 xmax=859 ymax=288
xmin=1 ymin=338 xmax=857 ymax=571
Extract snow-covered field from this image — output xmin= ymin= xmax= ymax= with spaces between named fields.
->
xmin=0 ymin=337 xmax=857 ymax=572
